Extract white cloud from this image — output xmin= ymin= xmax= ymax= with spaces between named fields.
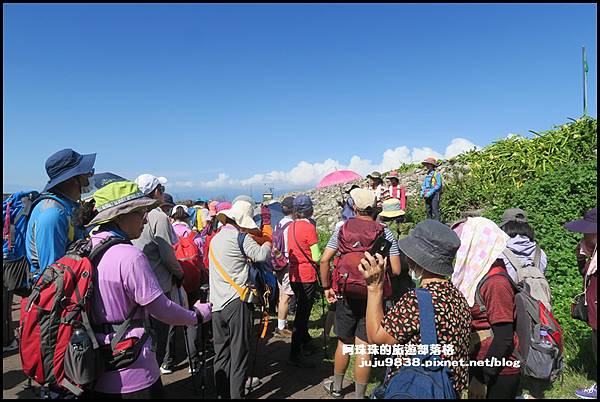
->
xmin=169 ymin=137 xmax=480 ymax=192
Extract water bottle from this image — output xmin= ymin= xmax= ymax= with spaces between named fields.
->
xmin=539 ymin=328 xmax=552 ymax=348
xmin=70 ymin=326 xmax=91 ymax=352
xmin=200 ymin=284 xmax=210 ymax=304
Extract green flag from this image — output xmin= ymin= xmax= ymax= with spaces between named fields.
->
xmin=585 ymin=60 xmax=589 ymax=73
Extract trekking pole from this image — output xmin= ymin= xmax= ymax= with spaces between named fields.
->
xmin=199 ymin=284 xmax=210 ymax=400
xmin=176 ymin=286 xmax=199 ymax=395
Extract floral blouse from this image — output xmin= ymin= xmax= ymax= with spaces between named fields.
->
xmin=381 ymin=281 xmax=472 ymax=395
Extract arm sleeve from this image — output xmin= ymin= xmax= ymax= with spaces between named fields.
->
xmin=146 ymin=293 xmax=198 ymax=326
xmin=251 ymin=224 xmax=273 ymax=245
xmin=34 ymin=205 xmax=69 ymax=270
xmin=476 ymin=322 xmax=515 ymax=383
xmin=325 ymin=226 xmax=341 ymax=251
xmin=243 ymin=234 xmax=271 ymax=262
xmin=400 ymin=187 xmax=406 ymax=211
xmin=384 ymin=228 xmax=400 ymax=256
xmin=153 ymin=214 xmax=184 ymax=279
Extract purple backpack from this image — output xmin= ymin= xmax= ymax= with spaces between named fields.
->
xmin=270 ymin=220 xmax=292 ymax=271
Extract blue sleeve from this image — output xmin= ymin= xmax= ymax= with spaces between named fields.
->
xmin=420 ymin=174 xmax=428 ymax=197
xmin=431 ymin=172 xmax=443 ymax=194
xmin=33 ymin=205 xmax=70 ymax=270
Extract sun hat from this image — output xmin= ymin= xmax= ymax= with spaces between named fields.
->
xmin=379 ymin=198 xmax=405 ymax=218
xmin=170 ymin=204 xmax=189 ymax=217
xmin=421 ymin=157 xmax=439 ymax=167
xmin=350 ymin=188 xmax=376 ymax=210
xmin=386 ymin=171 xmax=400 ymax=181
xmin=208 ymin=201 xmax=219 ymax=217
xmin=293 ymin=195 xmax=314 ymax=214
xmin=43 ymin=149 xmax=97 ymax=192
xmin=367 ymin=171 xmax=382 ymax=180
xmin=216 ymin=201 xmax=232 ymax=213
xmin=565 ymin=207 xmax=597 ymax=234
xmin=135 ymin=174 xmax=168 ymax=195
xmin=232 ymin=195 xmax=256 ymax=208
xmin=87 ymin=181 xmax=159 ymax=227
xmin=162 ymin=193 xmax=175 ymax=208
xmin=499 ymin=208 xmax=528 ymax=228
xmin=397 ymin=219 xmax=461 ymax=277
xmin=217 ymin=199 xmax=258 ymax=230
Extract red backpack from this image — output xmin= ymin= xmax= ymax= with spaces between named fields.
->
xmin=332 ymin=218 xmax=393 ymax=299
xmin=174 ymin=230 xmax=205 ymax=293
xmin=476 ymin=266 xmax=564 ymax=382
xmin=19 ymin=237 xmax=151 ymax=396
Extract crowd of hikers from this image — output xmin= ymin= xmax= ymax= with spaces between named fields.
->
xmin=2 ymin=147 xmax=597 ymax=400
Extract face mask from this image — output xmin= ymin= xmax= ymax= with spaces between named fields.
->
xmin=409 ymin=267 xmax=423 ymax=282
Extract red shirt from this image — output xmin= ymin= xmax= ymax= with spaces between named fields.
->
xmin=287 ymin=220 xmax=318 ymax=283
xmin=470 ymin=263 xmax=521 ymax=376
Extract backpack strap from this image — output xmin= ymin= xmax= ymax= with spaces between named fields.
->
xmin=503 ymin=248 xmax=523 ymax=272
xmin=237 ymin=232 xmax=249 ymax=261
xmin=474 ymin=267 xmax=517 ymax=313
xmin=208 ymin=234 xmax=251 ymax=301
xmin=415 ymin=289 xmax=438 ymax=357
xmin=532 ymin=245 xmax=541 ymax=270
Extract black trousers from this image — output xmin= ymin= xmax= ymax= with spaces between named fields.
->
xmin=485 ymin=374 xmax=520 ymax=399
xmin=3 ymin=286 xmax=15 ymax=346
xmin=163 ymin=289 xmax=201 ymax=368
xmin=290 ymin=282 xmax=317 ymax=357
xmin=425 ymin=192 xmax=441 ymax=221
xmin=212 ymin=298 xmax=253 ymax=399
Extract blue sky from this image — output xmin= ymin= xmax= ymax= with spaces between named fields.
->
xmin=3 ymin=3 xmax=597 ymax=200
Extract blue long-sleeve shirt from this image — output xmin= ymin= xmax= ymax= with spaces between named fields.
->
xmin=26 ymin=194 xmax=83 ymax=282
xmin=420 ymin=171 xmax=443 ymax=198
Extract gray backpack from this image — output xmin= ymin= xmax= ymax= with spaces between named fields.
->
xmin=503 ymin=246 xmax=552 ymax=311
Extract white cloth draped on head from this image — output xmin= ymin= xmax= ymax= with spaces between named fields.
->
xmin=451 ymin=217 xmax=510 ymax=307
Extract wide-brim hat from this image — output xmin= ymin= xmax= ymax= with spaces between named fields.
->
xmin=379 ymin=198 xmax=405 ymax=218
xmin=397 ymin=219 xmax=460 ymax=277
xmin=367 ymin=171 xmax=382 ymax=180
xmin=43 ymin=149 xmax=96 ymax=192
xmin=162 ymin=193 xmax=175 ymax=208
xmin=386 ymin=171 xmax=400 ymax=181
xmin=565 ymin=207 xmax=597 ymax=234
xmin=217 ymin=200 xmax=258 ymax=230
xmin=344 ymin=184 xmax=360 ymax=194
xmin=421 ymin=157 xmax=439 ymax=167
xmin=87 ymin=181 xmax=159 ymax=227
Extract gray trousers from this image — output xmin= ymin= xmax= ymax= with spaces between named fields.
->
xmin=425 ymin=192 xmax=441 ymax=221
xmin=3 ymin=286 xmax=15 ymax=346
xmin=212 ymin=299 xmax=253 ymax=399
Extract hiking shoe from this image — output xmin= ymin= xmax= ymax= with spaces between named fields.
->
xmin=322 ymin=379 xmax=343 ymax=399
xmin=245 ymin=377 xmax=261 ymax=392
xmin=3 ymin=339 xmax=18 ymax=353
xmin=575 ymin=383 xmax=597 ymax=399
xmin=274 ymin=327 xmax=293 ymax=338
xmin=287 ymin=355 xmax=316 ymax=368
xmin=159 ymin=364 xmax=173 ymax=375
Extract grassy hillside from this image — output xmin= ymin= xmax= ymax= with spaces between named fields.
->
xmin=309 ymin=117 xmax=597 ymax=398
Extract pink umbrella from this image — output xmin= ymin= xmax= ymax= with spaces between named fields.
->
xmin=316 ymin=170 xmax=362 ymax=188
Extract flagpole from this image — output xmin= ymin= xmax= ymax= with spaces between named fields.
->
xmin=583 ymin=46 xmax=588 ymax=116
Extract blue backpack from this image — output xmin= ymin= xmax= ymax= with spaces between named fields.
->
xmin=372 ymin=289 xmax=458 ymax=399
xmin=3 ymin=191 xmax=68 ymax=296
xmin=237 ymin=233 xmax=279 ymax=311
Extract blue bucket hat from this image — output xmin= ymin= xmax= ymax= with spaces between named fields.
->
xmin=44 ymin=149 xmax=96 ymax=192
xmin=293 ymin=195 xmax=314 ymax=214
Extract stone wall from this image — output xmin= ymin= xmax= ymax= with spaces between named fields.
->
xmin=278 ymin=160 xmax=470 ymax=231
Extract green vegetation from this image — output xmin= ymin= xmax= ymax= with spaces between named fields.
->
xmin=307 ymin=117 xmax=597 ymax=399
